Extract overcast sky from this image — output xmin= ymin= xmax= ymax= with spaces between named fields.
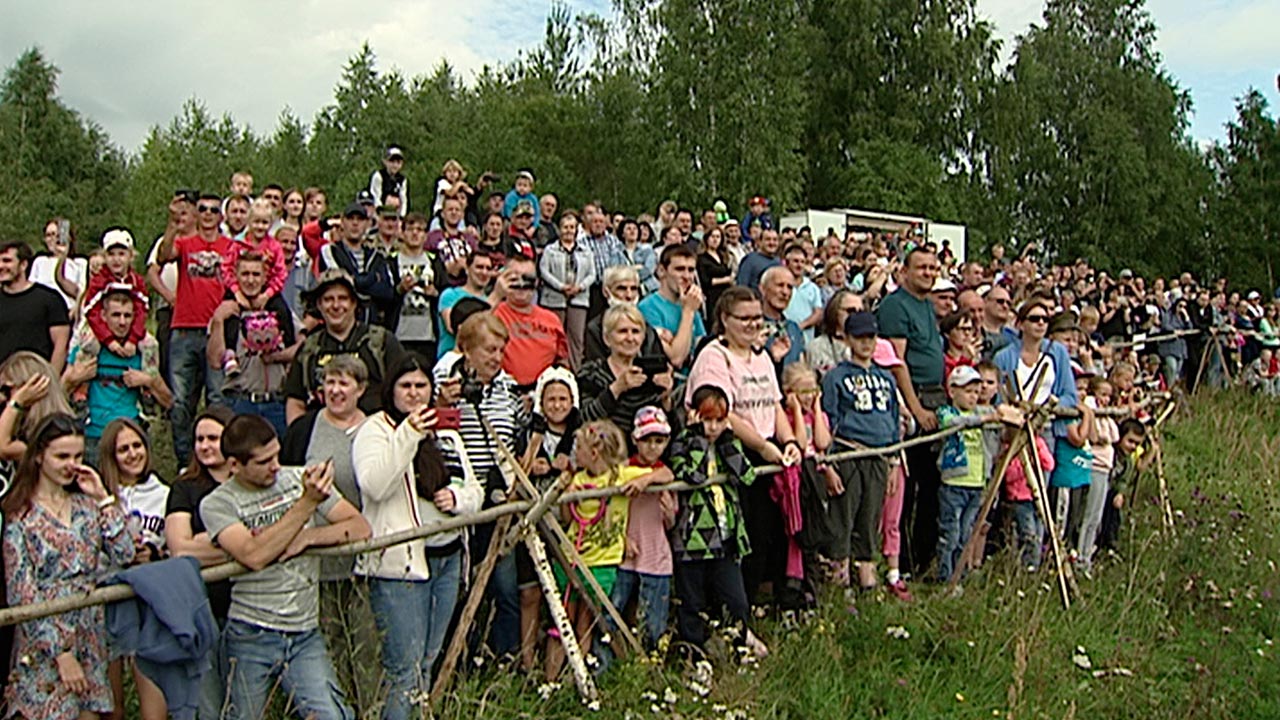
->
xmin=1 ymin=0 xmax=1275 ymax=153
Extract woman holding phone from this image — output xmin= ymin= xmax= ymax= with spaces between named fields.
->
xmin=353 ymin=354 xmax=482 ymax=720
xmin=30 ymin=218 xmax=88 ymax=315
xmin=578 ymin=304 xmax=674 ymax=439
xmin=2 ymin=414 xmax=135 ymax=720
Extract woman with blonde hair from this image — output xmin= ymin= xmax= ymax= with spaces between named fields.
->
xmin=0 ymin=352 xmax=73 ymax=469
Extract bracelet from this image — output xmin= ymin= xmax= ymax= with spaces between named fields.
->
xmin=7 ymin=399 xmax=24 ymax=413
xmin=96 ymin=495 xmax=117 ymax=510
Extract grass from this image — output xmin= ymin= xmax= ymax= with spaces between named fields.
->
xmin=142 ymin=390 xmax=1280 ymax=718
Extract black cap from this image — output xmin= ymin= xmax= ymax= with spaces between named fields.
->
xmin=355 ymin=189 xmax=376 ymax=205
xmin=342 ymin=203 xmax=368 ymax=218
xmin=844 ymin=311 xmax=878 ymax=338
xmin=448 ymin=297 xmax=491 ymax=334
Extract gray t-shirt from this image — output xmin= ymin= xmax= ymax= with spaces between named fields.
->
xmin=306 ymin=414 xmax=362 ymax=580
xmin=200 ymin=467 xmax=340 ymax=632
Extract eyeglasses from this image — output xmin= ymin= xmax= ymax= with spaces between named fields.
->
xmin=729 ymin=314 xmax=763 ymax=323
xmin=196 ymin=205 xmax=221 ymax=214
xmin=992 ymin=298 xmax=1012 ymax=307
xmin=1024 ymin=315 xmax=1049 ymax=323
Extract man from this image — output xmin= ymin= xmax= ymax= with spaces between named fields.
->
xmin=437 ymin=252 xmax=497 ymax=359
xmin=957 ymin=288 xmax=984 ymax=326
xmin=156 ymin=193 xmax=233 ymax=465
xmin=491 ymin=256 xmax=568 ymax=388
xmin=370 ymin=145 xmax=409 ymax=214
xmin=638 ymin=244 xmax=705 ymax=370
xmin=318 ymin=203 xmax=398 ymax=330
xmin=223 ymin=194 xmax=251 ymax=239
xmin=199 ymin=414 xmax=370 ymax=720
xmin=672 ymin=208 xmax=695 ymax=243
xmin=0 ymin=242 xmax=70 ymax=371
xmin=535 ymin=193 xmax=560 ymax=248
xmin=875 ymin=247 xmax=945 ymax=575
xmin=260 ymin=184 xmax=285 ymax=216
xmin=980 ymin=284 xmax=1017 ymax=360
xmin=960 ymin=261 xmax=986 ymax=290
xmin=584 ymin=266 xmax=666 ymax=362
xmin=425 ymin=196 xmax=477 ymax=287
xmin=930 ymin=277 xmax=958 ymax=316
xmin=760 ymin=266 xmax=805 ymax=366
xmin=393 ymin=212 xmax=441 ymax=359
xmin=147 ymin=191 xmax=194 ymax=384
xmin=373 ymin=205 xmax=402 ymax=255
xmin=209 ymin=253 xmax=299 ymax=436
xmin=581 ymin=210 xmax=628 ymax=321
xmin=722 ymin=218 xmax=746 ymax=268
xmin=63 ymin=291 xmax=172 ymax=465
xmin=284 ymin=270 xmax=404 ymax=423
xmin=736 ymin=228 xmax=782 ymax=288
xmin=782 ymin=244 xmax=823 ymax=343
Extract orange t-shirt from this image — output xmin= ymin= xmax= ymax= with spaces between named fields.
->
xmin=493 ymin=302 xmax=569 ymax=386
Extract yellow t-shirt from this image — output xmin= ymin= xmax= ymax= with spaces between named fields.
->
xmin=567 ymin=465 xmax=650 ymax=567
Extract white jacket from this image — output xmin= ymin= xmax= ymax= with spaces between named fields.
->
xmin=352 ymin=412 xmax=483 ymax=581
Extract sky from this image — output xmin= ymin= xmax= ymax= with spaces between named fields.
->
xmin=0 ymin=0 xmax=1275 ymax=154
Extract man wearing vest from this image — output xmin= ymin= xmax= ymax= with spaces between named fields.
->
xmin=283 ymin=270 xmax=405 ymax=425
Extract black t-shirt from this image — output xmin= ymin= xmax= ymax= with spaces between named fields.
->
xmin=0 ymin=284 xmax=70 ymax=365
xmin=165 ymin=472 xmax=232 ymax=621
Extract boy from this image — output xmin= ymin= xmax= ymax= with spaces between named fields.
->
xmin=503 ymin=169 xmax=540 ymax=228
xmin=370 ymin=146 xmax=408 ymax=215
xmin=199 ymin=414 xmax=370 ymax=720
xmin=821 ymin=311 xmax=900 ymax=590
xmin=935 ymin=366 xmax=1017 ymax=582
xmin=394 ymin=212 xmax=442 ymax=359
xmin=1098 ymin=419 xmax=1155 ymax=552
xmin=80 ymin=228 xmax=149 ymax=359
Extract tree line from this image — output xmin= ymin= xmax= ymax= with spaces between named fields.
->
xmin=1 ymin=0 xmax=1277 ymax=288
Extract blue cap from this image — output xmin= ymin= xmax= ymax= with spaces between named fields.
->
xmin=844 ymin=311 xmax=878 ymax=338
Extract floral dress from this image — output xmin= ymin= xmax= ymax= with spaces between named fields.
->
xmin=3 ymin=496 xmax=135 ymax=719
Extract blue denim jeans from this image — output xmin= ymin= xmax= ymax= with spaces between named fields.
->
xmin=169 ymin=328 xmax=225 ymax=465
xmin=221 ymin=619 xmax=353 ymax=720
xmin=368 ymin=551 xmax=463 ymax=720
xmin=1011 ymin=500 xmax=1043 ymax=569
xmin=230 ymin=398 xmax=287 ymax=438
xmin=936 ymin=484 xmax=983 ymax=582
xmin=488 ymin=551 xmax=521 ymax=657
xmin=610 ymin=569 xmax=670 ymax=650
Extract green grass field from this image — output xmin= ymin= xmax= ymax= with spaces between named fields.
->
xmin=144 ymin=389 xmax=1280 ymax=719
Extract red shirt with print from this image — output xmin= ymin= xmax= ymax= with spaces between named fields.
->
xmin=173 ymin=234 xmax=232 ymax=328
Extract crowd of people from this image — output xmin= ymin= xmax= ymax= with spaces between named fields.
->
xmin=0 ymin=148 xmax=1262 ymax=719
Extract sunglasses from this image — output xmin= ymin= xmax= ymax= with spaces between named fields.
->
xmin=196 ymin=204 xmax=221 ymax=214
xmin=1024 ymin=315 xmax=1049 ymax=323
xmin=992 ymin=298 xmax=1012 ymax=306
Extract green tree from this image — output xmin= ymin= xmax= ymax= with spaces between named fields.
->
xmin=1207 ymin=90 xmax=1280 ymax=290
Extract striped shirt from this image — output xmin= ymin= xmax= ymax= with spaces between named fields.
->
xmin=431 ymin=357 xmax=525 ymax=488
xmin=582 ymin=232 xmax=628 ymax=281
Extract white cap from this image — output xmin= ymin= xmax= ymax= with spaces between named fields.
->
xmin=932 ymin=277 xmax=957 ymax=293
xmin=101 ymin=229 xmax=134 ymax=252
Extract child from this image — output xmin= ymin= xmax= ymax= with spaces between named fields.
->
xmin=221 ymin=197 xmax=288 ymax=306
xmin=80 ymin=228 xmax=149 ymax=358
xmin=611 ymin=406 xmax=676 ymax=651
xmin=935 ymin=366 xmax=1005 ymax=583
xmin=1002 ymin=427 xmax=1055 ymax=571
xmin=782 ymin=363 xmax=842 ymax=588
xmin=668 ymin=385 xmax=764 ymax=656
xmin=1078 ymin=376 xmax=1119 ymax=575
xmin=1245 ymin=347 xmax=1280 ymax=396
xmin=546 ymin=420 xmax=670 ymax=680
xmin=370 ymin=145 xmax=408 ymax=213
xmin=1050 ymin=365 xmax=1095 ymax=545
xmin=1099 ymin=419 xmax=1152 ymax=552
xmin=503 ymin=169 xmax=539 ymax=228
xmin=820 ymin=311 xmax=900 ymax=591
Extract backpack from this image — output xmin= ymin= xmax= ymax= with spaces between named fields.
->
xmin=296 ymin=324 xmax=389 ymax=403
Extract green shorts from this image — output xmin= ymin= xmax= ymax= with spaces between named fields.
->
xmin=551 ymin=563 xmax=617 ymax=597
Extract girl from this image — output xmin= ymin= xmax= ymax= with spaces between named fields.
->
xmin=97 ymin=418 xmax=169 ymax=720
xmin=781 ymin=362 xmax=840 ymax=587
xmin=221 ymin=198 xmax=288 ymax=304
xmin=696 ymin=226 xmax=732 ymax=315
xmin=941 ymin=311 xmax=980 ymax=383
xmin=545 ymin=420 xmax=669 ymax=680
xmin=1049 ymin=366 xmax=1095 ymax=545
xmin=1078 ymin=376 xmax=1118 ymax=575
xmin=432 ymin=160 xmax=474 ymax=218
xmin=2 ymin=414 xmax=135 ymax=720
xmin=280 ymin=188 xmax=306 ymax=227
xmin=667 ymin=385 xmax=766 ymax=656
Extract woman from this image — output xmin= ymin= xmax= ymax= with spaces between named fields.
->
xmin=1157 ymin=297 xmax=1193 ymax=385
xmin=697 ymin=226 xmax=732 ymax=317
xmin=1 ymin=352 xmax=74 ymax=470
xmin=941 ymin=312 xmax=980 ymax=383
xmin=2 ymin=414 xmax=135 ymax=720
xmin=354 ymin=355 xmax=482 ymax=720
xmin=433 ymin=312 xmax=525 ymax=656
xmin=302 ymin=187 xmax=328 ymax=224
xmin=637 ymin=221 xmax=655 ymax=247
xmin=994 ymin=300 xmax=1079 ymax=442
xmin=578 ymin=304 xmax=674 ymax=438
xmin=163 ymin=406 xmax=233 ymax=720
xmin=30 ymin=218 xmax=88 ymax=313
xmin=806 ymin=290 xmax=861 ymax=373
xmin=97 ymin=418 xmax=168 ymax=720
xmin=477 ymin=212 xmax=510 ymax=266
xmin=686 ymin=287 xmax=802 ymax=605
xmin=618 ymin=219 xmax=657 ymax=296
xmin=539 ymin=212 xmax=596 ymax=369
xmin=281 ymin=188 xmax=306 ymax=227
xmin=820 ymin=259 xmax=852 ymax=305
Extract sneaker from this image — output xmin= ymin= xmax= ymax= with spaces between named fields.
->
xmin=886 ymin=580 xmax=914 ymax=602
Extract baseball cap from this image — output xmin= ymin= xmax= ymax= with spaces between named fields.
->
xmin=342 ymin=202 xmax=368 ymax=218
xmin=1048 ymin=311 xmax=1081 ymax=335
xmin=750 ymin=195 xmax=767 ymax=206
xmin=378 ymin=205 xmax=400 ymax=218
xmin=355 ymin=189 xmax=376 ymax=205
xmin=101 ymin=228 xmax=134 ymax=252
xmin=1119 ymin=268 xmax=1134 ymax=279
xmin=632 ymin=406 xmax=672 ymax=440
xmin=513 ymin=199 xmax=536 ymax=216
xmin=448 ymin=296 xmax=491 ymax=333
xmin=303 ymin=268 xmax=358 ymax=303
xmin=515 ymin=169 xmax=536 ymax=183
xmin=1247 ymin=290 xmax=1261 ymax=301
xmin=948 ymin=365 xmax=982 ymax=387
xmin=385 ymin=146 xmax=404 ymax=160
xmin=844 ymin=311 xmax=878 ymax=338
xmin=932 ymin=278 xmax=958 ymax=293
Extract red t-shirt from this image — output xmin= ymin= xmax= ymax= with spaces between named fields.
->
xmin=493 ymin=302 xmax=568 ymax=386
xmin=173 ymin=234 xmax=232 ymax=328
